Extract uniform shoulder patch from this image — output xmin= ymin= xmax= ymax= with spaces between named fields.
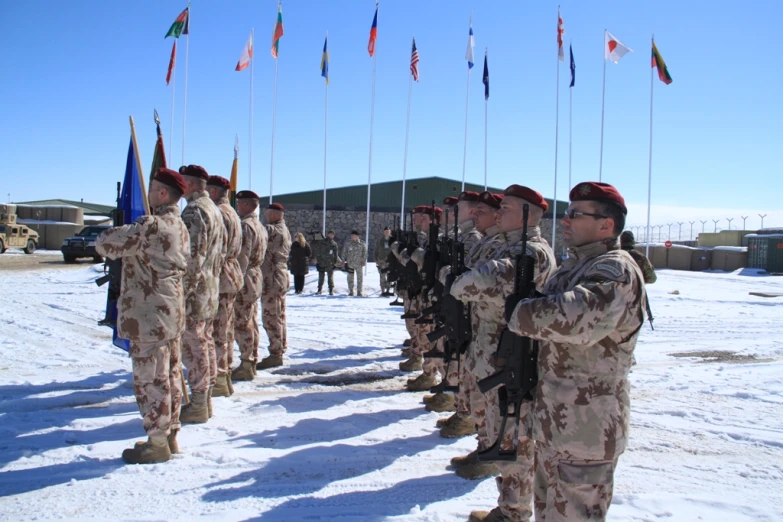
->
xmin=594 ymin=263 xmax=623 ymax=278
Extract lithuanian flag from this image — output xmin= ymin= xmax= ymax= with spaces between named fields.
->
xmin=652 ymin=40 xmax=672 ymax=85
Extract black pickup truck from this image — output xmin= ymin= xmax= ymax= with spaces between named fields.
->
xmin=61 ymin=225 xmax=110 ymax=263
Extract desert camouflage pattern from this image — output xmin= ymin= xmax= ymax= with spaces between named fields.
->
xmin=130 ymin=338 xmax=183 ymax=439
xmin=342 ymin=239 xmax=367 ymax=294
xmin=234 ymin=213 xmax=267 ymax=363
xmin=262 ymin=219 xmax=292 ymax=357
xmin=95 ymin=204 xmax=189 ymax=342
xmin=458 ymin=219 xmax=484 ymax=265
xmin=234 ymin=291 xmax=260 ymax=362
xmin=627 ymin=248 xmax=657 ymax=284
xmin=507 ymin=238 xmax=645 ymax=462
xmin=182 ymin=317 xmax=211 ymax=393
xmin=466 ymin=224 xmax=502 ymax=268
xmin=213 ymin=292 xmax=235 ymax=375
xmin=215 ymin=196 xmax=244 ymax=295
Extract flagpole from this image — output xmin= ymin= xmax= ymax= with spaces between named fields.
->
xmin=270 ymin=57 xmax=278 ymax=203
xmin=552 ymin=42 xmax=561 ymax=253
xmin=181 ymin=1 xmax=191 ymax=165
xmin=364 ymin=9 xmax=378 ymax=275
xmin=170 ymin=55 xmax=176 ymax=156
xmin=249 ymin=28 xmax=255 ymax=190
xmin=400 ymin=73 xmax=413 ymax=220
xmin=322 ymin=32 xmax=329 ymax=237
xmin=599 ymin=29 xmax=606 ymax=182
xmin=483 ymin=48 xmax=488 ymax=191
xmin=129 ymin=116 xmax=151 ymax=217
xmin=568 ymin=49 xmax=573 ymax=190
xmin=645 ymin=35 xmax=655 ymax=258
xmin=461 ymin=68 xmax=470 ymax=193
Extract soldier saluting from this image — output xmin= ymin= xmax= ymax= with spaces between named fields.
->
xmin=95 ymin=168 xmax=190 ymax=464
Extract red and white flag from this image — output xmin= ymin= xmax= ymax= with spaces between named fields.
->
xmin=236 ymin=31 xmax=254 ymax=71
xmin=605 ymin=30 xmax=632 ymax=63
xmin=557 ymin=9 xmax=565 ymax=61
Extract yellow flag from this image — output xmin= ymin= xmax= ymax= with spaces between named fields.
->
xmin=230 ymin=138 xmax=239 ymax=207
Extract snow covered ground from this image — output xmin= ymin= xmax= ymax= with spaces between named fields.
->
xmin=0 ymin=263 xmax=782 ymax=521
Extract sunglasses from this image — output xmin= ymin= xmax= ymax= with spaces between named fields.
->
xmin=565 ymin=209 xmax=609 ymax=220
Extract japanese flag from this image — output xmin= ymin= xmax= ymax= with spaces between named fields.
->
xmin=605 ymin=31 xmax=632 ymax=63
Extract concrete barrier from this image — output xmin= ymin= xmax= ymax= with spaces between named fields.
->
xmin=690 ymin=249 xmax=712 ymax=271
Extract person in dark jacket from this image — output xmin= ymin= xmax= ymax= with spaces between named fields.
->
xmin=288 ymin=232 xmax=312 ymax=294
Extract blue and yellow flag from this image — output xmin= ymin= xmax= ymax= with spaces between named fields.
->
xmin=320 ymin=35 xmax=329 ymax=84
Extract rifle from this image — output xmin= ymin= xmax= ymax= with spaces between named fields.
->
xmin=96 ymin=182 xmax=123 ymax=325
xmin=477 ymin=204 xmax=537 ymax=462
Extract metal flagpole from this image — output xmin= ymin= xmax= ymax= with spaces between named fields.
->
xmin=400 ymin=73 xmax=413 ymax=220
xmin=323 ymin=32 xmax=329 ymax=237
xmin=484 ymin=48 xmax=488 ymax=191
xmin=461 ymin=17 xmax=473 ymax=192
xmin=181 ymin=1 xmax=191 ymax=165
xmin=599 ymin=29 xmax=606 ymax=182
xmin=552 ymin=37 xmax=561 ymax=252
xmin=249 ymin=28 xmax=255 ymax=189
xmin=270 ymin=58 xmax=279 ymax=203
xmin=170 ymin=56 xmax=176 ymax=156
xmin=364 ymin=9 xmax=378 ymax=277
xmin=568 ymin=67 xmax=572 ymax=190
xmin=645 ymin=35 xmax=655 ymax=258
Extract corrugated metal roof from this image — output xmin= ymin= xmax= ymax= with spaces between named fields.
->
xmin=15 ymin=199 xmax=115 ymax=217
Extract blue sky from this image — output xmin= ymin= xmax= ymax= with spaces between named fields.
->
xmin=1 ymin=1 xmax=781 ymax=232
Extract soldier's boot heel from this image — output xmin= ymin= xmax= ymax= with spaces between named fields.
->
xmin=467 ymin=507 xmax=509 ymax=521
xmin=439 ymin=413 xmax=476 ymax=439
xmin=425 ymin=392 xmax=455 ymax=412
xmin=212 ymin=374 xmax=231 ymax=397
xmin=399 ymin=355 xmax=423 ymax=372
xmin=122 ymin=436 xmax=171 ymax=464
xmin=256 ymin=354 xmax=283 ymax=370
xmin=231 ymin=360 xmax=255 ymax=382
xmin=168 ymin=429 xmax=179 ymax=454
xmin=406 ymin=373 xmax=438 ymax=391
xmin=179 ymin=392 xmax=209 ymax=424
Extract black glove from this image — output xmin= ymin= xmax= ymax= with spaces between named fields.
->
xmin=504 ymin=294 xmax=524 ymax=324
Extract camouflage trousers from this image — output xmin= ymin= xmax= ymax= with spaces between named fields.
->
xmin=346 ymin=265 xmax=364 ymax=294
xmin=234 ymin=290 xmax=259 ymax=363
xmin=407 ymin=295 xmax=439 ymax=377
xmin=465 ymin=340 xmax=500 ymax=452
xmin=181 ymin=317 xmax=215 ymax=393
xmin=377 ymin=263 xmax=390 ymax=293
xmin=130 ymin=338 xmax=183 ymax=439
xmin=534 ymin=441 xmax=618 ymax=522
xmin=262 ymin=287 xmax=288 ymax=356
xmin=212 ymin=292 xmax=237 ymax=376
xmin=488 ymin=403 xmax=535 ymax=521
xmin=317 ymin=269 xmax=335 ymax=291
xmin=454 ymin=351 xmax=470 ymax=417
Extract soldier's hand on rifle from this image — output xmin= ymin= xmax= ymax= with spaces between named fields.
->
xmin=444 ymin=273 xmax=456 ymax=294
xmin=505 ymin=294 xmax=524 ymax=323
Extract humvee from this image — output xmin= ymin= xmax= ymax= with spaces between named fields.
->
xmin=0 ymin=205 xmax=39 ymax=254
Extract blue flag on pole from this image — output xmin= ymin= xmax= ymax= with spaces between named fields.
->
xmin=569 ymin=44 xmax=575 ymax=87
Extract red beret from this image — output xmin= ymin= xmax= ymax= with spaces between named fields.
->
xmin=502 ymin=185 xmax=549 ymax=212
xmin=268 ymin=202 xmax=285 ymax=211
xmin=235 ymin=190 xmax=260 ymax=200
xmin=153 ymin=168 xmax=186 ymax=195
xmin=569 ymin=182 xmax=627 ymax=214
xmin=207 ymin=175 xmax=231 ymax=190
xmin=478 ymin=191 xmax=502 ymax=210
xmin=458 ymin=190 xmax=480 ymax=203
xmin=442 ymin=196 xmax=459 ymax=206
xmin=413 ymin=205 xmax=443 ymax=217
xmin=182 ymin=164 xmax=209 ymax=181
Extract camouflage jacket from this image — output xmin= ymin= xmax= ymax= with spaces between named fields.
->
xmin=182 ymin=190 xmax=225 ymax=320
xmin=95 ymin=204 xmax=189 ymax=342
xmin=215 ymin=197 xmax=244 ymax=295
xmin=508 ymin=238 xmax=646 ymax=461
xmin=466 ymin=225 xmax=501 ymax=268
xmin=312 ymin=238 xmax=340 ymax=269
xmin=342 ymin=239 xmax=368 ymax=268
xmin=237 ymin=213 xmax=267 ymax=301
xmin=374 ymin=235 xmax=393 ymax=265
xmin=625 ymin=247 xmax=657 ymax=284
xmin=458 ymin=220 xmax=484 ymax=264
xmin=262 ymin=219 xmax=292 ymax=293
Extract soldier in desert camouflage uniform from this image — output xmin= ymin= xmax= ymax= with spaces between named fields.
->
xmin=342 ymin=230 xmax=368 ymax=296
xmin=179 ymin=165 xmax=225 ymax=423
xmin=257 ymin=202 xmax=292 ymax=370
xmin=95 ymin=168 xmax=189 ymax=464
xmin=450 ymin=186 xmax=557 ymax=522
xmin=506 ymin=182 xmax=646 ymax=522
xmin=231 ymin=191 xmax=268 ymax=381
xmin=207 ymin=176 xmax=243 ymax=397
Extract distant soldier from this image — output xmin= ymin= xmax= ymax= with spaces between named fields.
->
xmin=621 ymin=230 xmax=657 ymax=283
xmin=206 ymin=176 xmax=243 ymax=397
xmin=506 ymin=182 xmax=646 ymax=522
xmin=258 ymin=202 xmax=292 ymax=369
xmin=179 ymin=165 xmax=225 ymax=424
xmin=312 ymin=230 xmax=340 ymax=295
xmin=231 ymin=191 xmax=268 ymax=381
xmin=342 ymin=230 xmax=368 ymax=296
xmin=95 ymin=168 xmax=189 ymax=464
xmin=374 ymin=227 xmax=394 ymax=296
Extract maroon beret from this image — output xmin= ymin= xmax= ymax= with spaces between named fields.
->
xmin=413 ymin=205 xmax=443 ymax=217
xmin=235 ymin=190 xmax=260 ymax=200
xmin=502 ymin=185 xmax=549 ymax=212
xmin=458 ymin=190 xmax=480 ymax=203
xmin=478 ymin=191 xmax=502 ymax=210
xmin=442 ymin=196 xmax=459 ymax=206
xmin=153 ymin=168 xmax=186 ymax=195
xmin=268 ymin=202 xmax=285 ymax=211
xmin=207 ymin=175 xmax=231 ymax=190
xmin=182 ymin=164 xmax=209 ymax=181
xmin=569 ymin=182 xmax=627 ymax=214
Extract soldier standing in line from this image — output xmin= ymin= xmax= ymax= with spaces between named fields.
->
xmin=342 ymin=230 xmax=368 ymax=296
xmin=258 ymin=202 xmax=292 ymax=370
xmin=374 ymin=226 xmax=394 ymax=296
xmin=505 ymin=182 xmax=646 ymax=522
xmin=230 ymin=191 xmax=268 ymax=381
xmin=179 ymin=165 xmax=225 ymax=424
xmin=206 ymin=176 xmax=243 ymax=397
xmin=448 ymin=186 xmax=557 ymax=522
xmin=95 ymin=168 xmax=189 ymax=463
xmin=621 ymin=230 xmax=657 ymax=283
xmin=312 ymin=230 xmax=340 ymax=295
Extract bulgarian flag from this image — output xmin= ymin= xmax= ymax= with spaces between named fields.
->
xmin=165 ymin=7 xmax=189 ymax=39
xmin=271 ymin=3 xmax=284 ymax=58
xmin=652 ymin=39 xmax=673 ymax=85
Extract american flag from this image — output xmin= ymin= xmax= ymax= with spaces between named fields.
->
xmin=410 ymin=38 xmax=419 ymax=81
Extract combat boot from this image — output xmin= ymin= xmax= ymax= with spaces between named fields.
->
xmin=212 ymin=374 xmax=231 ymax=397
xmin=316 ymin=287 xmax=323 ymax=295
xmin=406 ymin=373 xmax=438 ymax=391
xmin=207 ymin=387 xmax=213 ymax=418
xmin=401 ymin=347 xmax=413 ymax=358
xmin=423 ymin=393 xmax=437 ymax=404
xmin=468 ymin=507 xmax=511 ymax=522
xmin=231 ymin=360 xmax=256 ymax=382
xmin=436 ymin=413 xmax=457 ymax=428
xmin=122 ymin=436 xmax=171 ymax=464
xmin=399 ymin=355 xmax=423 ymax=372
xmin=329 ymin=288 xmax=334 ymax=295
xmin=450 ymin=449 xmax=477 ymax=467
xmin=179 ymin=392 xmax=209 ymax=424
xmin=167 ymin=428 xmax=179 ymax=454
xmin=425 ymin=392 xmax=455 ymax=412
xmin=348 ymin=290 xmax=354 ymax=296
xmin=403 ymin=338 xmax=412 ymax=347
xmin=456 ymin=458 xmax=498 ymax=480
xmin=257 ymin=354 xmax=283 ymax=370
xmin=439 ymin=413 xmax=476 ymax=438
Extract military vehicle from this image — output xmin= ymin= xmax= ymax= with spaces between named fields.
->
xmin=61 ymin=225 xmax=110 ymax=263
xmin=0 ymin=204 xmax=39 ymax=254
